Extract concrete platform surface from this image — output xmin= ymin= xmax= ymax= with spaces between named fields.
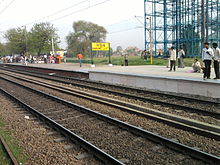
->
xmin=12 ymin=63 xmax=220 ymax=82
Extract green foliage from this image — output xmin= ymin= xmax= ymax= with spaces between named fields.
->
xmin=4 ymin=28 xmax=27 ymax=55
xmin=66 ymin=20 xmax=107 ymax=57
xmin=0 ymin=43 xmax=7 ymax=56
xmin=28 ymin=22 xmax=59 ymax=55
xmin=3 ymin=22 xmax=59 ymax=56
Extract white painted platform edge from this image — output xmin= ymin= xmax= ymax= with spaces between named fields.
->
xmin=89 ymin=71 xmax=220 ymax=98
xmin=89 ymin=70 xmax=220 ymax=85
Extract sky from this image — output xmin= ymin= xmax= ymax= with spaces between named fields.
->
xmin=0 ymin=0 xmax=145 ymax=50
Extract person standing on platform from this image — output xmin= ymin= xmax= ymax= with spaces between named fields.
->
xmin=178 ymin=48 xmax=185 ymax=68
xmin=202 ymin=42 xmax=214 ymax=80
xmin=142 ymin=50 xmax=147 ymax=61
xmin=169 ymin=47 xmax=176 ymax=72
xmin=63 ymin=55 xmax=67 ymax=63
xmin=43 ymin=54 xmax=47 ymax=64
xmin=212 ymin=43 xmax=220 ymax=79
xmin=124 ymin=54 xmax=128 ymax=66
xmin=166 ymin=48 xmax=171 ymax=68
xmin=49 ymin=55 xmax=53 ymax=63
xmin=77 ymin=52 xmax=83 ymax=67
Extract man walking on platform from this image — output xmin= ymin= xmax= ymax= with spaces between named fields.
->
xmin=212 ymin=43 xmax=220 ymax=79
xmin=177 ymin=48 xmax=185 ymax=68
xmin=169 ymin=47 xmax=176 ymax=72
xmin=77 ymin=52 xmax=83 ymax=67
xmin=202 ymin=42 xmax=214 ymax=80
xmin=166 ymin=48 xmax=171 ymax=68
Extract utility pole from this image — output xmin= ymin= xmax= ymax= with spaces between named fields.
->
xmin=51 ymin=37 xmax=55 ymax=55
xmin=144 ymin=0 xmax=153 ymax=64
xmin=144 ymin=0 xmax=147 ymax=55
xmin=201 ymin=0 xmax=206 ymax=43
xmin=22 ymin=26 xmax=28 ymax=55
xmin=147 ymin=17 xmax=153 ymax=64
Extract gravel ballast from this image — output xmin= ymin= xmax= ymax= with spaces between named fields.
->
xmin=1 ymin=76 xmax=219 ymax=158
xmin=4 ymin=70 xmax=219 ymax=125
xmin=0 ymin=92 xmax=101 ymax=165
xmin=0 ymin=79 xmax=210 ymax=165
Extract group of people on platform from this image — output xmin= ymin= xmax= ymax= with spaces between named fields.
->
xmin=166 ymin=42 xmax=220 ymax=80
xmin=202 ymin=42 xmax=220 ymax=79
xmin=166 ymin=47 xmax=186 ymax=71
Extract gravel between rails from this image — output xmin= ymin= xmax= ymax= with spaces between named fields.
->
xmin=2 ymin=71 xmax=219 ymax=126
xmin=62 ymin=84 xmax=220 ymax=125
xmin=0 ymin=93 xmax=101 ymax=165
xmin=38 ymin=73 xmax=219 ymax=112
xmin=1 ymin=77 xmax=220 ymax=158
xmin=0 ymin=79 xmax=209 ymax=165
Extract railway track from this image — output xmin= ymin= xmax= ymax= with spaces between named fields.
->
xmin=1 ymin=70 xmax=220 ymax=141
xmin=1 ymin=88 xmax=123 ymax=165
xmin=0 ymin=135 xmax=19 ymax=165
xmin=0 ymin=77 xmax=219 ymax=165
xmin=1 ymin=71 xmax=220 ymax=155
xmin=1 ymin=66 xmax=219 ymax=117
xmin=0 ymin=91 xmax=103 ymax=165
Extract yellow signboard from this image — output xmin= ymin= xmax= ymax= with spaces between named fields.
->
xmin=92 ymin=42 xmax=110 ymax=51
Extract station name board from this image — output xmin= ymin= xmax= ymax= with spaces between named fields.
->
xmin=92 ymin=42 xmax=110 ymax=51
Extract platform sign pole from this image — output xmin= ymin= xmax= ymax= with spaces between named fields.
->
xmin=91 ymin=42 xmax=111 ymax=66
xmin=91 ymin=43 xmax=94 ymax=65
xmin=150 ymin=54 xmax=153 ymax=64
xmin=91 ymin=51 xmax=94 ymax=65
xmin=108 ymin=43 xmax=111 ymax=64
xmin=149 ymin=16 xmax=153 ymax=65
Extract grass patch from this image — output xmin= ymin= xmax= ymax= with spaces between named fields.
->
xmin=66 ymin=56 xmax=201 ymax=67
xmin=0 ymin=143 xmax=11 ymax=165
xmin=0 ymin=119 xmax=27 ymax=164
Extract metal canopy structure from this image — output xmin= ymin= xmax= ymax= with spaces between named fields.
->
xmin=144 ymin=0 xmax=220 ymax=57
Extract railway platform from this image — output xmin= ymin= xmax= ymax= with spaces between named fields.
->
xmin=1 ymin=63 xmax=220 ymax=99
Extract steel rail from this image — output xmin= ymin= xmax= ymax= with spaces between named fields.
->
xmin=2 ymin=72 xmax=220 ymax=141
xmin=0 ymin=135 xmax=19 ymax=165
xmin=0 ymin=88 xmax=124 ymax=165
xmin=1 ymin=77 xmax=220 ymax=164
xmin=1 ymin=67 xmax=219 ymax=119
xmin=2 ymin=65 xmax=219 ymax=105
xmin=0 ymin=64 xmax=89 ymax=79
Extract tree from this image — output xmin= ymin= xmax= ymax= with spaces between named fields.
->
xmin=116 ymin=46 xmax=123 ymax=53
xmin=4 ymin=28 xmax=27 ymax=55
xmin=28 ymin=22 xmax=59 ymax=55
xmin=0 ymin=43 xmax=7 ymax=56
xmin=66 ymin=20 xmax=107 ymax=57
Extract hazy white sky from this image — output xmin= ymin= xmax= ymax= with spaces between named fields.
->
xmin=0 ymin=0 xmax=145 ymax=50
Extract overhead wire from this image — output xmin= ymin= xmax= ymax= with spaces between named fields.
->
xmin=0 ymin=0 xmax=16 ymax=15
xmin=49 ymin=0 xmax=111 ymax=22
xmin=104 ymin=18 xmax=134 ymax=28
xmin=0 ymin=0 xmax=141 ymax=44
xmin=24 ymin=0 xmax=89 ymax=26
xmin=0 ymin=0 xmax=4 ymax=6
xmin=106 ymin=17 xmax=143 ymax=35
xmin=108 ymin=27 xmax=142 ymax=35
xmin=0 ymin=0 xmax=111 ymax=32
